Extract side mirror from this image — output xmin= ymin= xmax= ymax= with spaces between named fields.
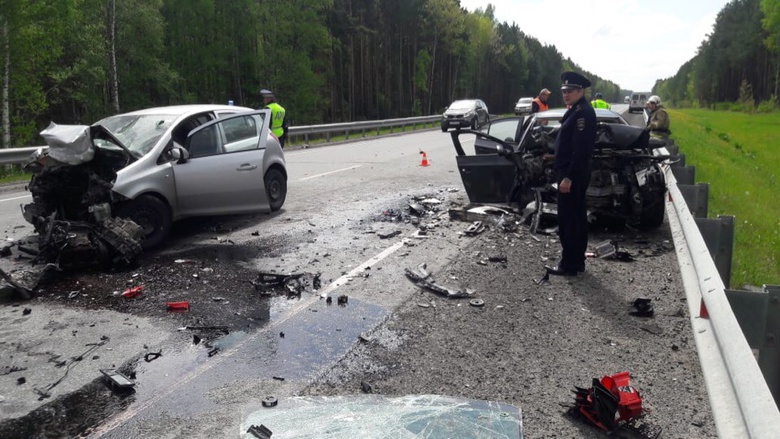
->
xmin=170 ymin=145 xmax=189 ymax=164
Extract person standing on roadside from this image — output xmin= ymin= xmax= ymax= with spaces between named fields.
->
xmin=544 ymin=71 xmax=597 ymax=276
xmin=532 ymin=88 xmax=551 ymax=113
xmin=645 ymin=95 xmax=670 ymax=141
xmin=590 ymin=92 xmax=611 ymax=109
xmin=260 ymin=89 xmax=288 ymax=147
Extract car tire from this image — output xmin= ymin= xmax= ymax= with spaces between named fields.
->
xmin=265 ymin=168 xmax=287 ymax=211
xmin=441 ymin=126 xmax=447 ymax=132
xmin=116 ymin=195 xmax=171 ymax=250
xmin=638 ymin=191 xmax=666 ymax=229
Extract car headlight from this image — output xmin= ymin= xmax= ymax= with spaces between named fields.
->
xmin=464 ymin=110 xmax=475 ymax=117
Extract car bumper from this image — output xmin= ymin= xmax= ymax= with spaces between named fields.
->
xmin=441 ymin=118 xmax=473 ymax=130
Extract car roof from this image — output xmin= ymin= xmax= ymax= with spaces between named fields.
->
xmin=118 ymin=104 xmax=256 ymax=117
xmin=536 ymin=107 xmax=623 ymax=120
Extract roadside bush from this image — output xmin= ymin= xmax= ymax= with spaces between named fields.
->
xmin=757 ymin=95 xmax=779 ymax=113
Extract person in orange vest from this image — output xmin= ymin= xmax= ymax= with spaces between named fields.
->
xmin=531 ymin=88 xmax=551 ymax=113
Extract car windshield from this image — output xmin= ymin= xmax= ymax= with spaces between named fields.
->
xmin=95 ymin=114 xmax=178 ymax=155
xmin=448 ymin=100 xmax=475 ymax=111
xmin=518 ymin=98 xmax=533 ymax=104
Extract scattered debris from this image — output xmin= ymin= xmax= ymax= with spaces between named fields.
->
xmin=179 ymin=325 xmax=229 ymax=332
xmin=408 ymin=203 xmax=426 ymax=216
xmin=639 ymin=323 xmax=663 ymax=335
xmin=463 ymin=221 xmax=485 ymax=236
xmin=337 ymin=295 xmax=349 ymax=305
xmin=208 ymin=348 xmax=219 ymax=357
xmin=279 ymin=332 xmax=285 ymax=338
xmin=121 ymin=285 xmax=143 ymax=298
xmin=587 ymin=240 xmax=618 ymax=259
xmin=631 ymin=298 xmax=655 ymax=317
xmin=534 ymin=271 xmax=550 ymax=285
xmin=417 ymin=303 xmax=430 ymax=308
xmin=166 ymin=301 xmax=190 ymax=312
xmin=100 ymin=369 xmax=135 ymax=390
xmin=0 ymin=267 xmax=35 ymax=300
xmin=378 ymin=230 xmax=402 ymax=239
xmin=247 ymin=424 xmax=273 ymax=439
xmin=0 ymin=245 xmax=11 ymax=257
xmin=23 ymin=308 xmax=32 ymax=315
xmin=469 ymin=299 xmax=485 ymax=307
xmin=0 ymin=366 xmax=28 ymax=376
xmin=272 ymin=376 xmax=285 ymax=381
xmin=488 ymin=255 xmax=507 ymax=263
xmin=261 ymin=396 xmax=278 ymax=408
xmin=361 ymin=380 xmax=373 ymax=393
xmin=17 ymin=377 xmax=26 ymax=385
xmin=144 ymin=351 xmax=162 ymax=362
xmin=405 ymin=263 xmax=474 ymax=299
xmin=448 ymin=205 xmax=512 ymax=223
xmin=572 ymin=371 xmax=648 ymax=434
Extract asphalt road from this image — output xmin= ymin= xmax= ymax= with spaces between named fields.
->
xmin=0 ymin=106 xmax=714 ymax=438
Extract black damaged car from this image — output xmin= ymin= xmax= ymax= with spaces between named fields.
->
xmin=451 ymin=109 xmax=669 ymax=230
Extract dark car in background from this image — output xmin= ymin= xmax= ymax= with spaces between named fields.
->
xmin=441 ymin=99 xmax=489 ymax=131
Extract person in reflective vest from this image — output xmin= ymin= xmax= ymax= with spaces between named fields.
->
xmin=645 ymin=95 xmax=670 ymax=141
xmin=532 ymin=88 xmax=551 ymax=113
xmin=590 ymin=93 xmax=611 ymax=109
xmin=260 ymin=89 xmax=288 ymax=147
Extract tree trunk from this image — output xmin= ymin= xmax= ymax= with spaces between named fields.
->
xmin=108 ymin=0 xmax=120 ymax=113
xmin=427 ymin=37 xmax=436 ymax=115
xmin=1 ymin=17 xmax=9 ymax=149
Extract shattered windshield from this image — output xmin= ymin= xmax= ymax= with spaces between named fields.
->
xmin=95 ymin=114 xmax=178 ymax=155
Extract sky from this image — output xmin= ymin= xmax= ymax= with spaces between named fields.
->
xmin=459 ymin=0 xmax=733 ymax=92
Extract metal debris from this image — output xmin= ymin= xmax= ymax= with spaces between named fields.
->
xmin=100 ymin=369 xmax=135 ymax=390
xmin=378 ymin=230 xmax=402 ymax=239
xmin=463 ymin=221 xmax=485 ymax=236
xmin=262 ymin=396 xmax=278 ymax=408
xmin=404 ymin=263 xmax=474 ymax=299
xmin=144 ymin=351 xmax=162 ymax=362
xmin=247 ymin=424 xmax=273 ymax=439
xmin=469 ymin=299 xmax=485 ymax=307
xmin=631 ymin=298 xmax=655 ymax=317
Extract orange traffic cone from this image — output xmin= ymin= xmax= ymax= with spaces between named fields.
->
xmin=419 ymin=151 xmax=430 ymax=167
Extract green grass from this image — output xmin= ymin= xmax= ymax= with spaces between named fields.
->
xmin=0 ymin=168 xmax=30 ymax=184
xmin=670 ymin=109 xmax=780 ymax=288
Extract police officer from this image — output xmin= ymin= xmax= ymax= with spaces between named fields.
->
xmin=260 ymin=89 xmax=288 ymax=147
xmin=545 ymin=71 xmax=597 ymax=276
xmin=532 ymin=88 xmax=551 ymax=113
xmin=590 ymin=92 xmax=611 ymax=109
xmin=646 ymin=95 xmax=670 ymax=141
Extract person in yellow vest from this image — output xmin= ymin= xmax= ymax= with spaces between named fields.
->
xmin=590 ymin=93 xmax=611 ymax=109
xmin=260 ymin=89 xmax=287 ymax=147
xmin=531 ymin=88 xmax=551 ymax=113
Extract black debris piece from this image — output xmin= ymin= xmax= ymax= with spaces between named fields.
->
xmin=272 ymin=376 xmax=285 ymax=381
xmin=326 ymin=296 xmax=332 ymax=305
xmin=0 ymin=366 xmax=28 ymax=376
xmin=262 ymin=396 xmax=278 ymax=408
xmin=361 ymin=380 xmax=373 ymax=393
xmin=247 ymin=424 xmax=273 ymax=439
xmin=337 ymin=295 xmax=349 ymax=305
xmin=631 ymin=298 xmax=655 ymax=317
xmin=144 ymin=350 xmax=162 ymax=363
xmin=279 ymin=332 xmax=285 ymax=338
xmin=251 ymin=231 xmax=260 ymax=236
xmin=0 ymin=245 xmax=11 ymax=257
xmin=378 ymin=230 xmax=402 ymax=239
xmin=639 ymin=323 xmax=663 ymax=335
xmin=193 ymin=335 xmax=201 ymax=345
xmin=612 ymin=251 xmax=635 ymax=262
xmin=207 ymin=348 xmax=219 ymax=357
xmin=182 ymin=326 xmax=229 ymax=332
xmin=17 ymin=377 xmax=26 ymax=385
xmin=488 ymin=255 xmax=507 ymax=263
xmin=23 ymin=308 xmax=32 ymax=315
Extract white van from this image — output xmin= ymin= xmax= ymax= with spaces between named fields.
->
xmin=629 ymin=92 xmax=649 ymax=113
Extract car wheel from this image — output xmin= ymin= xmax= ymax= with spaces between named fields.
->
xmin=638 ymin=190 xmax=666 ymax=229
xmin=441 ymin=126 xmax=447 ymax=132
xmin=116 ymin=195 xmax=171 ymax=250
xmin=265 ymin=168 xmax=287 ymax=211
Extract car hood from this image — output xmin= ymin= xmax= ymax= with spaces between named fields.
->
xmin=36 ymin=122 xmax=138 ymax=166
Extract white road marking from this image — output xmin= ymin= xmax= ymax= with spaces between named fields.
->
xmin=299 ymin=165 xmax=362 ymax=181
xmin=92 ymin=235 xmax=409 ymax=436
xmin=0 ymin=194 xmax=30 ymax=203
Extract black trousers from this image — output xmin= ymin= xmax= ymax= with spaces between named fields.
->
xmin=556 ymin=172 xmax=590 ymax=271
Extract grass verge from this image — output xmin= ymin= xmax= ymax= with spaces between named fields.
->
xmin=670 ymin=109 xmax=780 ymax=288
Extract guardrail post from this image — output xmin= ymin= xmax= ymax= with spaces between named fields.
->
xmin=671 ymin=165 xmax=695 ymax=185
xmin=670 ymin=153 xmax=686 ymax=167
xmin=725 ymin=285 xmax=780 ymax=402
xmin=695 ymin=215 xmax=735 ymax=288
xmin=678 ymin=183 xmax=709 ymax=218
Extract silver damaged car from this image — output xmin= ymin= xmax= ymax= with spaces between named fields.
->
xmin=23 ymin=105 xmax=287 ymax=258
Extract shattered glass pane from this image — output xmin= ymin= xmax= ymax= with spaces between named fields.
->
xmin=243 ymin=395 xmax=522 ymax=438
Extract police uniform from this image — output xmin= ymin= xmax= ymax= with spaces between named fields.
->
xmin=546 ymin=72 xmax=597 ymax=276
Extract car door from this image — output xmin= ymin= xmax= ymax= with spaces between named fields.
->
xmin=173 ymin=111 xmax=270 ymax=217
xmin=475 ymin=116 xmax=523 ymax=154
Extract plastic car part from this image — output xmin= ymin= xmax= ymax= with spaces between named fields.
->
xmin=100 ymin=369 xmax=135 ymax=389
xmin=463 ymin=221 xmax=485 ymax=236
xmin=469 ymin=299 xmax=485 ymax=307
xmin=262 ymin=396 xmax=278 ymax=407
xmin=247 ymin=424 xmax=272 ymax=439
xmin=573 ymin=371 xmax=644 ymax=433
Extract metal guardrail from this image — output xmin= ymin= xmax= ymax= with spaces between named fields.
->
xmin=662 ymin=147 xmax=780 ymax=437
xmin=0 ymin=115 xmax=443 ymax=166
